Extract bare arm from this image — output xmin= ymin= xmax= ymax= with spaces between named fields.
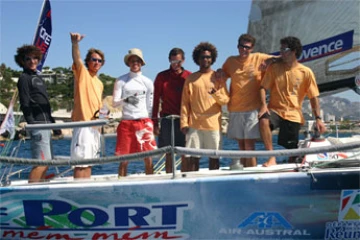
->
xmin=310 ymin=97 xmax=327 ymax=134
xmin=258 ymin=87 xmax=269 ymax=118
xmin=70 ymin=32 xmax=84 ymax=67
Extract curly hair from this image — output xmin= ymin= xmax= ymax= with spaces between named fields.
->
xmin=280 ymin=36 xmax=303 ymax=58
xmin=192 ymin=42 xmax=218 ymax=66
xmin=14 ymin=45 xmax=43 ymax=68
xmin=85 ymin=48 xmax=105 ymax=68
xmin=237 ymin=34 xmax=256 ymax=48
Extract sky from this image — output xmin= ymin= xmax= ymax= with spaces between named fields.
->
xmin=0 ymin=0 xmax=359 ymax=102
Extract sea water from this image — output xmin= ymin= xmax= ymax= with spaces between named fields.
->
xmin=1 ymin=132 xmax=355 ymax=179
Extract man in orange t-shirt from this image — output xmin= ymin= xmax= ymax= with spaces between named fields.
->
xmin=70 ymin=32 xmax=105 ymax=178
xmin=181 ymin=42 xmax=229 ymax=171
xmin=259 ymin=36 xmax=326 ymax=167
xmin=218 ymin=34 xmax=279 ymax=167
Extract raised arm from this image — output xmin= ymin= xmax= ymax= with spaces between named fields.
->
xmin=70 ymin=32 xmax=84 ymax=67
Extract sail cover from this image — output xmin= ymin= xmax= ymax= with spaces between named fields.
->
xmin=247 ymin=0 xmax=360 ymax=94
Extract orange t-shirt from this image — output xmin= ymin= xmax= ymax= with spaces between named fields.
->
xmin=223 ymin=53 xmax=270 ymax=112
xmin=71 ymin=63 xmax=104 ymax=121
xmin=180 ymin=70 xmax=229 ymax=131
xmin=261 ymin=62 xmax=319 ymax=124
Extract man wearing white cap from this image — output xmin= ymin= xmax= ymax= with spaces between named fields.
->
xmin=112 ymin=48 xmax=156 ymax=177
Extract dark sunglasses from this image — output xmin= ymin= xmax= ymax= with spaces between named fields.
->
xmin=200 ymin=55 xmax=212 ymax=60
xmin=130 ymin=59 xmax=141 ymax=64
xmin=238 ymin=44 xmax=252 ymax=50
xmin=24 ymin=56 xmax=39 ymax=62
xmin=91 ymin=57 xmax=103 ymax=63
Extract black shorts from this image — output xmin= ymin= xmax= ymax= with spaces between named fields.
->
xmin=277 ymin=119 xmax=300 ymax=149
xmin=158 ymin=117 xmax=185 ymax=148
xmin=266 ymin=111 xmax=300 ymax=149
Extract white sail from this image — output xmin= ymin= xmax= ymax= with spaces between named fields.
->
xmin=248 ymin=0 xmax=360 ymax=94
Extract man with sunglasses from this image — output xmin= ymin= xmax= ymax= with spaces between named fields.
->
xmin=152 ymin=48 xmax=191 ymax=173
xmin=70 ymin=32 xmax=105 ymax=179
xmin=181 ymin=42 xmax=229 ymax=171
xmin=217 ymin=34 xmax=280 ymax=167
xmin=15 ymin=45 xmax=57 ymax=183
xmin=259 ymin=36 xmax=326 ymax=167
xmin=112 ymin=48 xmax=156 ymax=177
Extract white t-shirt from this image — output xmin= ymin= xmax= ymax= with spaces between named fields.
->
xmin=112 ymin=71 xmax=154 ymax=120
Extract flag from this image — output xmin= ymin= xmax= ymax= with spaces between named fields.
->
xmin=0 ymin=92 xmax=17 ymax=139
xmin=33 ymin=0 xmax=52 ymax=72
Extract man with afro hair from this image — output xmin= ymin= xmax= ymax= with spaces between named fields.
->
xmin=180 ymin=42 xmax=229 ymax=171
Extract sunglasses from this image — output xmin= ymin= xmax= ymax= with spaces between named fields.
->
xmin=24 ymin=56 xmax=39 ymax=62
xmin=130 ymin=59 xmax=141 ymax=64
xmin=170 ymin=60 xmax=182 ymax=64
xmin=238 ymin=44 xmax=252 ymax=50
xmin=280 ymin=47 xmax=291 ymax=53
xmin=200 ymin=55 xmax=212 ymax=60
xmin=91 ymin=57 xmax=103 ymax=63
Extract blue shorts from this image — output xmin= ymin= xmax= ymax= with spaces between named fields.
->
xmin=158 ymin=118 xmax=185 ymax=148
xmin=30 ymin=129 xmax=53 ymax=160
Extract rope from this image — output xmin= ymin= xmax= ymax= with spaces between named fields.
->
xmin=0 ymin=146 xmax=172 ymax=166
xmin=0 ymin=142 xmax=359 ymax=166
xmin=174 ymin=141 xmax=360 ymax=158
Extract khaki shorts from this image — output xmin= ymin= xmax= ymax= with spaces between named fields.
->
xmin=227 ymin=110 xmax=260 ymax=140
xmin=71 ymin=127 xmax=101 ymax=167
xmin=185 ymin=128 xmax=221 ymax=158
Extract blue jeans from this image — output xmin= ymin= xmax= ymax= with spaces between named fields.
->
xmin=30 ymin=129 xmax=53 ymax=160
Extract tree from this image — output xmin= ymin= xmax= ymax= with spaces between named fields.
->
xmin=0 ymin=63 xmax=17 ymax=107
xmin=99 ymin=73 xmax=116 ymax=97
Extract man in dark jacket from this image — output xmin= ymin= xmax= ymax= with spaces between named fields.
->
xmin=15 ymin=44 xmax=57 ymax=183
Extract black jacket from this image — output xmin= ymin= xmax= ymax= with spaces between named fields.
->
xmin=17 ymin=69 xmax=54 ymax=124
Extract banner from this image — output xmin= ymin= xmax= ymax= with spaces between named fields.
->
xmin=33 ymin=0 xmax=52 ymax=72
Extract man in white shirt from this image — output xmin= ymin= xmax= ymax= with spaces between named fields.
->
xmin=112 ymin=48 xmax=156 ymax=176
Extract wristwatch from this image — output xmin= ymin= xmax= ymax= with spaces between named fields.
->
xmin=315 ymin=116 xmax=322 ymax=120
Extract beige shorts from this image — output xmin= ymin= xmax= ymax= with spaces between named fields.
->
xmin=185 ymin=128 xmax=221 ymax=158
xmin=71 ymin=127 xmax=101 ymax=167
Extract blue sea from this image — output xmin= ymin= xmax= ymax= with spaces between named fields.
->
xmin=1 ymin=132 xmax=355 ymax=179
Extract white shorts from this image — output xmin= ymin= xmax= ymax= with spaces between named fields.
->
xmin=227 ymin=110 xmax=260 ymax=140
xmin=185 ymin=128 xmax=221 ymax=158
xmin=71 ymin=127 xmax=101 ymax=167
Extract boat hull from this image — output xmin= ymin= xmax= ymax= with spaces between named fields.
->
xmin=1 ymin=169 xmax=359 ymax=239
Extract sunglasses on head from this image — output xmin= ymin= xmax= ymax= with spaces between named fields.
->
xmin=238 ymin=44 xmax=252 ymax=50
xmin=91 ymin=57 xmax=103 ymax=63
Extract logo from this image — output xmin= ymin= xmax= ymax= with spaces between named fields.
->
xmin=270 ymin=31 xmax=354 ymax=63
xmin=219 ymin=212 xmax=310 ymax=237
xmin=339 ymin=190 xmax=360 ymax=221
xmin=324 ymin=190 xmax=360 ymax=240
xmin=238 ymin=212 xmax=292 ymax=229
xmin=0 ymin=197 xmax=192 ymax=239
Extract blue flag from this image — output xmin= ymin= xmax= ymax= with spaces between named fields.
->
xmin=33 ymin=0 xmax=52 ymax=72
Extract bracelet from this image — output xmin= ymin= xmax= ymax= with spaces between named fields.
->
xmin=315 ymin=116 xmax=321 ymax=120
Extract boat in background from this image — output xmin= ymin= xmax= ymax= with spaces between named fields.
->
xmin=248 ymin=0 xmax=360 ymax=95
